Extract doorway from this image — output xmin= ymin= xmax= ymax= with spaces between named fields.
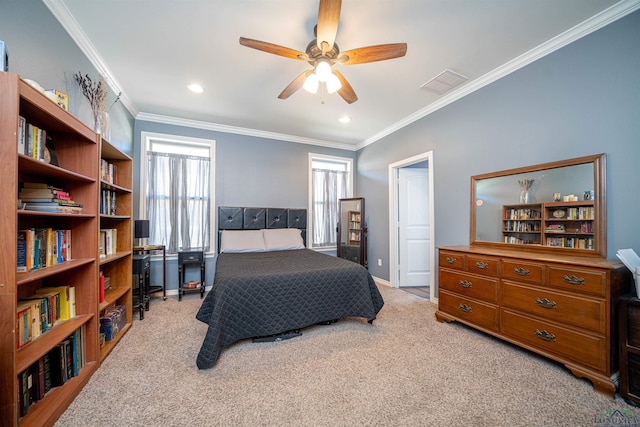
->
xmin=388 ymin=152 xmax=435 ymax=301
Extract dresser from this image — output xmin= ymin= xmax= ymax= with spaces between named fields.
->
xmin=436 ymin=245 xmax=631 ymax=396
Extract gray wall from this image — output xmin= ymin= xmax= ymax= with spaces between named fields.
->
xmin=0 ymin=0 xmax=134 ymax=154
xmin=133 ymin=120 xmax=355 ymax=290
xmin=357 ymin=10 xmax=640 ymax=282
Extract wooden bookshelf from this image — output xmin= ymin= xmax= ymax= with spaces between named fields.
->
xmin=98 ymin=138 xmax=133 ymax=362
xmin=0 ymin=73 xmax=99 ymax=426
xmin=502 ymin=201 xmax=596 ymax=251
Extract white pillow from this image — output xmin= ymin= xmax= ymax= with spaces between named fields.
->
xmin=262 ymin=228 xmax=305 ymax=251
xmin=220 ymin=230 xmax=266 ymax=253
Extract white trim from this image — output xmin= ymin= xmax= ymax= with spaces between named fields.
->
xmin=388 ymin=151 xmax=435 ymax=301
xmin=139 ymin=131 xmax=217 ymax=254
xmin=308 ymin=153 xmax=354 ymax=248
xmin=136 ymin=112 xmax=355 ymax=151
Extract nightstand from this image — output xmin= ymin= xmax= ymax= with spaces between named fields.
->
xmin=177 ymin=250 xmax=205 ymax=301
xmin=132 ymin=254 xmax=150 ymax=319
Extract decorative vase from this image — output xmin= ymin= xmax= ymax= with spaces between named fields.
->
xmin=93 ymin=112 xmax=110 ymax=140
xmin=519 ymin=190 xmax=529 ymax=204
xmin=93 ymin=113 xmax=103 ymax=134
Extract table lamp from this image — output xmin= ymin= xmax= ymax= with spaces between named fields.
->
xmin=134 ymin=219 xmax=149 ymax=247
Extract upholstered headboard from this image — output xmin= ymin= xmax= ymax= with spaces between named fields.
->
xmin=217 ymin=206 xmax=307 ymax=253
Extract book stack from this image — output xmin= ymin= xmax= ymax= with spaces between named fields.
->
xmin=17 ymin=325 xmax=86 ymax=417
xmin=100 ymin=189 xmax=117 ymax=215
xmin=100 ymin=158 xmax=118 ymax=185
xmin=17 ymin=228 xmax=71 ymax=273
xmin=99 ymin=228 xmax=118 ymax=258
xmin=19 ymin=182 xmax=83 ymax=213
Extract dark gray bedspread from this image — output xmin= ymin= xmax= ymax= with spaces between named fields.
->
xmin=195 ymin=249 xmax=384 ymax=369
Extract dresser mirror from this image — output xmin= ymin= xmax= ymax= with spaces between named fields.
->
xmin=337 ymin=197 xmax=368 ymax=267
xmin=471 ymin=153 xmax=606 ymax=257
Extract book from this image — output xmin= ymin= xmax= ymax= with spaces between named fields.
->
xmin=17 ymin=230 xmax=27 ymax=273
xmin=47 ymin=344 xmax=65 ymax=387
xmin=42 ymin=352 xmax=52 ymax=394
xmin=17 ymin=115 xmax=26 ymax=154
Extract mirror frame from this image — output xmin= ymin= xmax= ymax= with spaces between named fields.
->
xmin=470 ymin=153 xmax=606 ymax=258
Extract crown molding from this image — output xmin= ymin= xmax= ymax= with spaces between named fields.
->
xmin=136 ymin=112 xmax=356 ymax=151
xmin=357 ymin=0 xmax=640 ymax=150
xmin=43 ymin=0 xmax=139 ymax=117
xmin=45 ymin=0 xmax=639 ymax=151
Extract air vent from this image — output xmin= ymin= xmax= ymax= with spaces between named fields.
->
xmin=421 ymin=69 xmax=468 ymax=95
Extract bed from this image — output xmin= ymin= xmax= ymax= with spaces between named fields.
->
xmin=195 ymin=207 xmax=384 ymax=369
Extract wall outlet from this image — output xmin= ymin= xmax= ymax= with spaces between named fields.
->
xmin=377 ymin=259 xmax=382 ymax=267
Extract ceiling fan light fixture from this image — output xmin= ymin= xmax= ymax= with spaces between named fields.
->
xmin=303 ymin=73 xmax=319 ymax=94
xmin=326 ymin=72 xmax=342 ymax=94
xmin=315 ymin=59 xmax=332 ymax=82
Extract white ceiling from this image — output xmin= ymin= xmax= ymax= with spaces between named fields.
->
xmin=45 ymin=0 xmax=637 ymax=150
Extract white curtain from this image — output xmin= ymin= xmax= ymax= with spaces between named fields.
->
xmin=146 ymin=151 xmax=210 ymax=253
xmin=312 ymin=168 xmax=349 ymax=247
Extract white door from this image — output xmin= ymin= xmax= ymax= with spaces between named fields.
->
xmin=398 ymin=168 xmax=430 ymax=287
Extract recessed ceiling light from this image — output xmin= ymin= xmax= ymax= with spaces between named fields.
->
xmin=339 ymin=115 xmax=351 ymax=124
xmin=187 ymin=83 xmax=204 ymax=94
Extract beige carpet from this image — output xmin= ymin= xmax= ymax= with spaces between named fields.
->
xmin=56 ymin=284 xmax=640 ymax=426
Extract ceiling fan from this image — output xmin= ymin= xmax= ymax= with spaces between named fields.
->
xmin=239 ymin=0 xmax=407 ymax=104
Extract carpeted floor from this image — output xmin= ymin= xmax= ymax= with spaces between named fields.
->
xmin=55 ymin=284 xmax=640 ymax=426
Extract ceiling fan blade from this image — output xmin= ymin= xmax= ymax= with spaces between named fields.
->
xmin=278 ymin=70 xmax=313 ymax=99
xmin=333 ymin=70 xmax=357 ymax=104
xmin=337 ymin=43 xmax=407 ymax=65
xmin=316 ymin=0 xmax=341 ymax=54
xmin=240 ymin=37 xmax=308 ymax=61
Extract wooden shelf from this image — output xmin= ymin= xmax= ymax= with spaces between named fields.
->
xmin=0 ymin=72 xmax=100 ymax=426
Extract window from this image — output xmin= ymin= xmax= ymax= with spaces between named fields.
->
xmin=309 ymin=154 xmax=353 ymax=248
xmin=140 ymin=132 xmax=215 ymax=254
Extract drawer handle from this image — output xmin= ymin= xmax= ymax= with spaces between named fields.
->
xmin=446 ymin=257 xmax=457 ymax=264
xmin=514 ymin=267 xmax=530 ymax=276
xmin=475 ymin=261 xmax=489 ymax=269
xmin=535 ymin=297 xmax=557 ymax=309
xmin=534 ymin=329 xmax=556 ymax=342
xmin=458 ymin=280 xmax=472 ymax=289
xmin=562 ymin=275 xmax=585 ymax=285
xmin=458 ymin=304 xmax=472 ymax=313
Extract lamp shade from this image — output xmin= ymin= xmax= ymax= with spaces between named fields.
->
xmin=134 ymin=219 xmax=150 ymax=239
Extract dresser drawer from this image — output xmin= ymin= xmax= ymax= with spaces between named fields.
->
xmin=501 ymin=260 xmax=543 ymax=284
xmin=439 ymin=290 xmax=498 ymax=332
xmin=467 ymin=255 xmax=499 ymax=276
xmin=501 ymin=282 xmax=605 ymax=334
xmin=548 ymin=266 xmax=605 ymax=296
xmin=501 ymin=309 xmax=606 ymax=372
xmin=439 ymin=251 xmax=465 ymax=270
xmin=440 ymin=269 xmax=498 ymax=304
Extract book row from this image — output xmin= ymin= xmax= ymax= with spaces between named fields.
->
xmin=16 ymin=285 xmax=76 ymax=349
xmin=504 ymin=220 xmax=541 ymax=232
xmin=100 ymin=158 xmax=119 ymax=186
xmin=505 ymin=208 xmax=541 ymax=220
xmin=99 ymin=228 xmax=118 ymax=258
xmin=18 ymin=325 xmax=86 ymax=418
xmin=17 ymin=116 xmax=58 ymax=165
xmin=560 ymin=207 xmax=595 ymax=220
xmin=17 ymin=228 xmax=71 ymax=273
xmin=100 ymin=189 xmax=117 ymax=216
xmin=546 ymin=236 xmax=595 ymax=249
